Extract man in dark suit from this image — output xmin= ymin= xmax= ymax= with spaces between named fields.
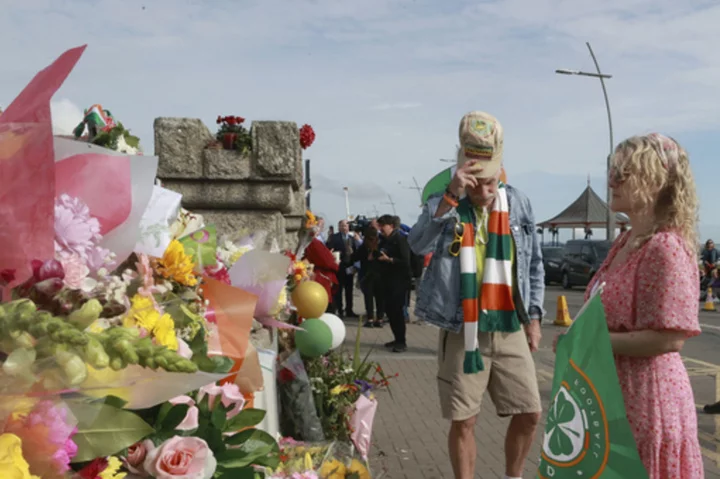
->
xmin=326 ymin=219 xmax=360 ymax=318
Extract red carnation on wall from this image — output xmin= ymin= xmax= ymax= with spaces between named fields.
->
xmin=299 ymin=124 xmax=316 ymax=150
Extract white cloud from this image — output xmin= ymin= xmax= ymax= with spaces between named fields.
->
xmin=370 ymin=102 xmax=422 ymax=110
xmin=50 ymin=99 xmax=83 ymax=136
xmin=2 ymin=0 xmax=720 ymax=238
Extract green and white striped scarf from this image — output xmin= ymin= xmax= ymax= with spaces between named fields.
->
xmin=457 ymin=182 xmax=520 ymax=374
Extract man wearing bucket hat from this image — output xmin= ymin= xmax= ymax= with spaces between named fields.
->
xmin=409 ymin=112 xmax=545 ymax=479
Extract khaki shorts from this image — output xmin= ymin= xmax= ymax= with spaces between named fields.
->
xmin=437 ymin=328 xmax=542 ymax=421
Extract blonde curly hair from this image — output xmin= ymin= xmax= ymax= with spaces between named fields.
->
xmin=611 ymin=133 xmax=698 ymax=252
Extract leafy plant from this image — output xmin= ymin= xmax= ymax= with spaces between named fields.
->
xmin=303 ymin=325 xmax=396 ymax=441
xmin=91 ymin=122 xmax=141 ymax=151
xmin=216 ymin=115 xmax=252 ymax=153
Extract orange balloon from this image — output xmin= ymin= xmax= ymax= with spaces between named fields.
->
xmin=500 ymin=167 xmax=507 ymax=183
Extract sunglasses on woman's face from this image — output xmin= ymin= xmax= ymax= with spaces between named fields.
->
xmin=449 ymin=221 xmax=465 ymax=257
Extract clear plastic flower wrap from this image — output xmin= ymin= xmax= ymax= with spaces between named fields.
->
xmin=277 ymin=350 xmax=326 ymax=442
xmin=265 ymin=439 xmax=372 ymax=479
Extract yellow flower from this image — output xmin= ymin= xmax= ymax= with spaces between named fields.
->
xmin=0 ymin=433 xmax=40 ymax=479
xmin=270 ymin=287 xmax=288 ymax=316
xmin=123 ymin=295 xmax=178 ymax=351
xmin=330 ymin=384 xmax=351 ymax=396
xmin=319 ymin=459 xmax=346 ymax=479
xmin=156 ymin=240 xmax=198 ymax=286
xmin=154 ymin=312 xmax=178 ymax=351
xmin=123 ymin=295 xmax=158 ymax=332
xmin=305 ymin=210 xmax=317 ymax=228
xmin=99 ymin=456 xmax=126 ymax=479
xmin=347 ymin=459 xmax=370 ymax=479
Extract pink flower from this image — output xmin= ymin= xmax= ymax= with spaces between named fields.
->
xmin=144 ymin=436 xmax=216 ymax=479
xmin=203 ymin=263 xmax=231 ymax=285
xmin=123 ymin=439 xmax=155 ymax=476
xmin=54 ymin=194 xmax=102 ymax=259
xmin=5 ymin=400 xmax=78 ymax=478
xmin=197 ymin=382 xmax=245 ymax=419
xmin=136 ymin=254 xmax=156 ymax=297
xmin=59 ymin=254 xmax=91 ymax=290
xmin=168 ymin=395 xmax=199 ymax=430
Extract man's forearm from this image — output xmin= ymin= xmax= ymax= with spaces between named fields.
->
xmin=433 ymin=197 xmax=455 ymax=218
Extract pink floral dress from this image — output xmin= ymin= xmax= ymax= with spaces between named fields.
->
xmin=586 ymin=231 xmax=704 ymax=479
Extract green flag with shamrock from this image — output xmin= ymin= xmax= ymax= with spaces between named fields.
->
xmin=537 ymin=289 xmax=648 ymax=479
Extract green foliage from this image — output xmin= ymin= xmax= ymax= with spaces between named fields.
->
xmin=144 ymin=390 xmax=279 ymax=475
xmin=91 ymin=122 xmax=141 ymax=151
xmin=303 ymin=325 xmax=395 ymax=441
xmin=216 ymin=121 xmax=252 ymax=153
xmin=187 ymin=326 xmax=234 ymax=374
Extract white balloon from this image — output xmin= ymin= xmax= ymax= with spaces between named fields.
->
xmin=319 ymin=313 xmax=346 ymax=350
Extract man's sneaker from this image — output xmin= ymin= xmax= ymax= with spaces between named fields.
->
xmin=392 ymin=344 xmax=408 ymax=353
xmin=346 ymin=311 xmax=359 ymax=318
xmin=384 ymin=341 xmax=396 ymax=348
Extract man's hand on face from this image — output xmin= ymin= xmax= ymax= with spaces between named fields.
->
xmin=447 ymin=159 xmax=484 ymax=197
xmin=524 ymin=320 xmax=542 ymax=353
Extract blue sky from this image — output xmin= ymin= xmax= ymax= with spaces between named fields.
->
xmin=3 ymin=0 xmax=720 ymax=242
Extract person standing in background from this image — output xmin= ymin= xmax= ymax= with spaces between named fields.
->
xmin=377 ymin=214 xmax=412 ymax=352
xmin=326 ymin=220 xmax=360 ymax=318
xmin=353 ymin=226 xmax=385 ymax=328
xmin=316 ymin=216 xmax=327 ymax=243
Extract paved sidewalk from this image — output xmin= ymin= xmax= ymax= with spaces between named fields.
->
xmin=340 ymin=291 xmax=720 ymax=479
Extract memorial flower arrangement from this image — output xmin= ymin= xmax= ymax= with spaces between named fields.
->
xmin=299 ymin=124 xmax=316 ymax=150
xmin=304 ymin=343 xmax=395 ymax=443
xmin=0 ymin=46 xmax=307 ymax=478
xmin=265 ymin=439 xmax=370 ymax=479
xmin=215 ymin=115 xmax=252 ymax=152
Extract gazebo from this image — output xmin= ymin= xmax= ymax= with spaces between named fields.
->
xmin=538 ymin=182 xmax=628 ymax=245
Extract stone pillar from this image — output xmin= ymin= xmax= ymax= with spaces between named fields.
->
xmin=154 ymin=118 xmax=305 ymax=249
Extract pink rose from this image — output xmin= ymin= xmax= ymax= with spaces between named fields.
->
xmin=59 ymin=253 xmax=91 ymax=290
xmin=197 ymin=382 xmax=245 ymax=419
xmin=168 ymin=395 xmax=199 ymax=430
xmin=144 ymin=436 xmax=216 ymax=479
xmin=124 ymin=439 xmax=155 ymax=476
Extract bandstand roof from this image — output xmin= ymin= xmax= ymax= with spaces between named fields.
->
xmin=538 ymin=184 xmax=628 ymax=229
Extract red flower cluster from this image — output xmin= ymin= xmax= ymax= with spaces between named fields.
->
xmin=216 ymin=115 xmax=245 ymax=126
xmin=299 ymin=124 xmax=316 ymax=150
xmin=77 ymin=457 xmax=109 ymax=479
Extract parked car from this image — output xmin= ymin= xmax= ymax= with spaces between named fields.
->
xmin=542 ymin=246 xmax=564 ymax=285
xmin=560 ymin=240 xmax=612 ymax=289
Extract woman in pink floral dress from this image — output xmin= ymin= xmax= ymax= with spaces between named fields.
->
xmin=579 ymin=133 xmax=704 ymax=478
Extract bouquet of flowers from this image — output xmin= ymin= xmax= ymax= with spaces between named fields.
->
xmin=0 ymin=46 xmax=298 ymax=479
xmin=265 ymin=439 xmax=371 ymax=479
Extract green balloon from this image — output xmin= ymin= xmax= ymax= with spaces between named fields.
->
xmin=295 ymin=318 xmax=333 ymax=358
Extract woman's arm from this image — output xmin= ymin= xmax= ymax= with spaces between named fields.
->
xmin=609 ymin=330 xmax=689 ymax=357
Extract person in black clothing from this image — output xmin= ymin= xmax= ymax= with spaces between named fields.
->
xmin=376 ymin=214 xmax=412 ymax=353
xmin=326 ymin=220 xmax=360 ymax=318
xmin=353 ymin=226 xmax=385 ymax=328
xmin=701 ymin=239 xmax=719 ymax=279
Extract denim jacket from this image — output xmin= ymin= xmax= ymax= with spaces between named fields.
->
xmin=408 ymin=185 xmax=545 ymax=333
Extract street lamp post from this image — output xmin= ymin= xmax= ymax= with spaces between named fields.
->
xmin=556 ymin=42 xmax=616 ymax=241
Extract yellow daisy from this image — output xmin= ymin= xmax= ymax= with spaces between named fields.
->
xmin=155 ymin=240 xmax=198 ymax=286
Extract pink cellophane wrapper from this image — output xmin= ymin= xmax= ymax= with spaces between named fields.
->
xmin=0 ymin=45 xmax=86 ymax=285
xmin=54 ymin=137 xmax=158 ymax=265
xmin=350 ymin=394 xmax=378 ymax=459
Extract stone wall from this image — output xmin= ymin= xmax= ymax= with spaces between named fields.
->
xmin=154 ymin=118 xmax=305 ymax=249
